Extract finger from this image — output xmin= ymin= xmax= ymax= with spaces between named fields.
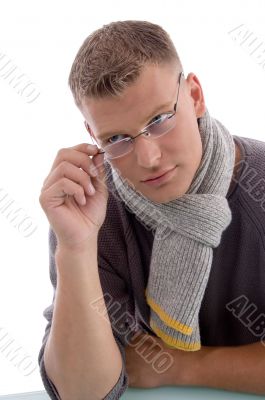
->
xmin=91 ymin=152 xmax=109 ymax=191
xmin=92 ymin=152 xmax=107 ymax=179
xmin=66 ymin=142 xmax=99 ymax=154
xmin=41 ymin=161 xmax=96 ymax=197
xmin=41 ymin=177 xmax=87 ymax=208
xmin=48 ymin=145 xmax=100 ymax=179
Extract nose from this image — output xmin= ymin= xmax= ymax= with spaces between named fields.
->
xmin=133 ymin=134 xmax=162 ymax=168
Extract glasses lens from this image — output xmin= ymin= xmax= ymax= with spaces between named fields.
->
xmin=148 ymin=114 xmax=176 ymax=137
xmin=104 ymin=139 xmax=133 ymax=160
xmin=103 ymin=113 xmax=176 ymax=160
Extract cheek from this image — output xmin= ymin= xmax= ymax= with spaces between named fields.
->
xmin=108 ymin=159 xmax=136 ymax=184
xmin=180 ymin=140 xmax=202 ymax=174
xmin=171 ymin=120 xmax=202 ymax=166
xmin=190 ymin=130 xmax=203 ymax=165
xmin=161 ymin=130 xmax=191 ymax=164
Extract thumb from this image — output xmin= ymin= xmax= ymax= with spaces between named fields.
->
xmin=92 ymin=152 xmax=109 ymax=191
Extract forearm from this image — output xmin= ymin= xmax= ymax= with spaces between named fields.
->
xmin=179 ymin=342 xmax=265 ymax=395
xmin=44 ymin=239 xmax=122 ymax=400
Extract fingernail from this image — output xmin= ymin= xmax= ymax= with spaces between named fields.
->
xmin=87 ymin=144 xmax=98 ymax=151
xmin=90 ymin=166 xmax=98 ymax=177
xmin=88 ymin=183 xmax=95 ymax=194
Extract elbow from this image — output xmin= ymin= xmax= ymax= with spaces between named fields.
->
xmin=52 ymin=366 xmax=124 ymax=400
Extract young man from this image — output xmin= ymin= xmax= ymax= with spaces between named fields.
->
xmin=38 ymin=20 xmax=265 ymax=399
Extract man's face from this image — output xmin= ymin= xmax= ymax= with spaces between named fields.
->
xmin=80 ymin=63 xmax=206 ymax=203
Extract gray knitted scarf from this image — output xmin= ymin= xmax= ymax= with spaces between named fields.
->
xmin=108 ymin=108 xmax=235 ymax=351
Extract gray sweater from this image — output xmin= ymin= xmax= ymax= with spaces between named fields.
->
xmin=38 ymin=135 xmax=265 ymax=399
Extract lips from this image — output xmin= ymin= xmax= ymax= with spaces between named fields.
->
xmin=142 ymin=167 xmax=175 ymax=182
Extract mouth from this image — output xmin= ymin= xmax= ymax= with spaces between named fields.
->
xmin=141 ymin=166 xmax=177 ymax=187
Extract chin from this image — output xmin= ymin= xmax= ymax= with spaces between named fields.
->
xmin=136 ymin=170 xmax=191 ymax=203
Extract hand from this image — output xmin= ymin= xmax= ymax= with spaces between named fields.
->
xmin=39 ymin=143 xmax=108 ymax=250
xmin=125 ymin=331 xmax=176 ymax=388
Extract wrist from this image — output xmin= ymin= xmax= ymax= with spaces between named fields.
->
xmin=55 ymin=235 xmax=99 ymax=275
xmin=167 ymin=346 xmax=208 ymax=387
xmin=180 ymin=346 xmax=210 ymax=386
xmin=56 ymin=234 xmax=98 ymax=255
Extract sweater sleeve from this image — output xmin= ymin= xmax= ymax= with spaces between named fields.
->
xmin=38 ymin=223 xmax=136 ymax=400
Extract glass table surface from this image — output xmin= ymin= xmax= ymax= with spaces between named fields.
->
xmin=0 ymin=387 xmax=265 ymax=399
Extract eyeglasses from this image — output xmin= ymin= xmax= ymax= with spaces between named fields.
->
xmin=85 ymin=71 xmax=184 ymax=160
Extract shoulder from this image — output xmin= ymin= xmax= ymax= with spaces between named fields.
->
xmin=233 ymin=134 xmax=265 ymax=192
xmin=232 ymin=134 xmax=265 ymax=234
xmin=234 ymin=134 xmax=265 ymax=171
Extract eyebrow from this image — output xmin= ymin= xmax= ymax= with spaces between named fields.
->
xmin=97 ymin=100 xmax=173 ymax=141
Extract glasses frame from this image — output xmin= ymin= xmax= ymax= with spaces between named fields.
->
xmin=84 ymin=71 xmax=184 ymax=160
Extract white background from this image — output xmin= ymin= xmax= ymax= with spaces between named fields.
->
xmin=0 ymin=0 xmax=265 ymax=394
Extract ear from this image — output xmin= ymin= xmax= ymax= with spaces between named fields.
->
xmin=84 ymin=121 xmax=97 ymax=142
xmin=185 ymin=73 xmax=206 ymax=118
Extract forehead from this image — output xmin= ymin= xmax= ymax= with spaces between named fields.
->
xmin=80 ymin=63 xmax=178 ymax=139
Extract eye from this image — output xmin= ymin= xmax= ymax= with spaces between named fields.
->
xmin=108 ymin=134 xmax=128 ymax=144
xmin=150 ymin=114 xmax=167 ymax=125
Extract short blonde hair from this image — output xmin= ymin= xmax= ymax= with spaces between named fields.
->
xmin=68 ymin=20 xmax=182 ymax=106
